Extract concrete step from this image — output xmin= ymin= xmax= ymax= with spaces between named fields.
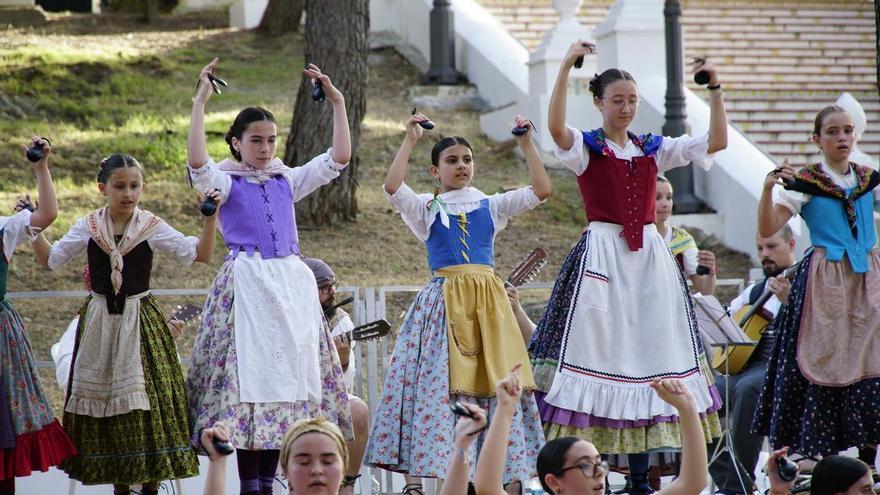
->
xmin=684 ymin=22 xmax=875 ymax=34
xmin=683 ymin=15 xmax=876 ymax=27
xmin=684 ymin=38 xmax=877 ymax=50
xmin=681 ymin=47 xmax=877 ymax=59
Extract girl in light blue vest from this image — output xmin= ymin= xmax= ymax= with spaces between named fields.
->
xmin=754 ymin=105 xmax=880 ymax=457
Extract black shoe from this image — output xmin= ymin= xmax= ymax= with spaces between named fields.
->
xmin=628 ymin=474 xmax=655 ymax=495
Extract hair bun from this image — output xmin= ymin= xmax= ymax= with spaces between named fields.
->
xmin=588 ymin=74 xmax=600 ymax=97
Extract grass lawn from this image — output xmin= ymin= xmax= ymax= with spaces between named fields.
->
xmin=1 ymin=10 xmax=753 ymax=415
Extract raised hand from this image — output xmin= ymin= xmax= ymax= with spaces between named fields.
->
xmin=564 ymin=40 xmax=597 ymax=69
xmin=303 ymin=64 xmax=344 ymax=104
xmin=404 ymin=113 xmax=427 ymax=142
xmin=765 ymin=447 xmax=798 ymax=492
xmin=22 ymin=136 xmax=51 ymax=165
xmin=511 ymin=115 xmax=535 ymax=141
xmin=496 ymin=364 xmax=523 ymax=409
xmin=650 ymin=378 xmax=697 ymax=412
xmin=691 ymin=56 xmax=720 ymax=87
xmin=764 ymin=160 xmax=796 ymax=190
xmin=13 ymin=194 xmax=36 ymax=213
xmin=195 ymin=58 xmax=220 ymax=105
xmin=200 ymin=422 xmax=233 ymax=461
xmin=453 ymin=402 xmax=488 ymax=446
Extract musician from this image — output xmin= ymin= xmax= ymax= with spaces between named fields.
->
xmin=302 ymin=257 xmax=371 ymax=495
xmin=709 ymin=225 xmax=796 ymax=495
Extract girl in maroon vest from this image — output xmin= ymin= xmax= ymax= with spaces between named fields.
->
xmin=184 ymin=59 xmax=352 ymax=495
xmin=32 ymin=154 xmax=218 ymax=493
xmin=527 ymin=41 xmax=728 ymax=494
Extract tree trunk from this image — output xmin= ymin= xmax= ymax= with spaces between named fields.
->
xmin=284 ymin=0 xmax=368 ymax=227
xmin=258 ymin=0 xmax=305 ymax=35
xmin=144 ymin=0 xmax=159 ymax=23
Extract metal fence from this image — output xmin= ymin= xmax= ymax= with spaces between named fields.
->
xmin=12 ymin=278 xmax=745 ymax=495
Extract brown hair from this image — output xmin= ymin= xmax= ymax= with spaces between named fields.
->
xmin=812 ymin=105 xmax=849 ymax=136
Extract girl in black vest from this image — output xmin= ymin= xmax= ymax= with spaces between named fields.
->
xmin=33 ymin=154 xmax=219 ymax=494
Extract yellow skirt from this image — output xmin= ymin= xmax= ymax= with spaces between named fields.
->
xmin=436 ymin=264 xmax=536 ymax=396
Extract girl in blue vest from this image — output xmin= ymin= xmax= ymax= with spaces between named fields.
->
xmin=364 ymin=112 xmax=551 ymax=494
xmin=753 ymin=105 xmax=880 ymax=456
xmin=0 ymin=139 xmax=76 ymax=494
xmin=528 ymin=41 xmax=727 ymax=494
xmin=184 ymin=59 xmax=352 ymax=495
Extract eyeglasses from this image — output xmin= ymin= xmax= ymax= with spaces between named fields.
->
xmin=602 ymin=97 xmax=640 ymax=109
xmin=319 ymin=281 xmax=338 ymax=294
xmin=559 ymin=461 xmax=608 ymax=479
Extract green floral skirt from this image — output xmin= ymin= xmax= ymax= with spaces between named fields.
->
xmin=60 ymin=295 xmax=199 ymax=485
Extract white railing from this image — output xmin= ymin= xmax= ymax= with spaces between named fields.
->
xmin=14 ymin=278 xmax=745 ymax=495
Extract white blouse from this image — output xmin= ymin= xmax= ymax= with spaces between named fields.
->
xmin=47 ymin=217 xmax=199 ymax=270
xmin=187 ymin=150 xmax=346 ymax=203
xmin=0 ymin=209 xmax=34 ymax=262
xmin=385 ymin=184 xmax=543 ymax=242
xmin=554 ymin=125 xmax=714 ymax=176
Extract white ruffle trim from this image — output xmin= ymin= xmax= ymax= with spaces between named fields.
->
xmin=544 ymin=370 xmax=714 ymax=421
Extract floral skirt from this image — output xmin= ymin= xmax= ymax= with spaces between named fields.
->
xmin=752 ymin=250 xmax=880 ymax=455
xmin=186 ymin=254 xmax=352 ymax=451
xmin=0 ymin=298 xmax=77 ymax=480
xmin=60 ymin=295 xmax=198 ymax=485
xmin=364 ymin=279 xmax=545 ymax=483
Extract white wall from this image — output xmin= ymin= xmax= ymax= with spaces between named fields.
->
xmin=370 ymin=0 xmax=528 ymax=108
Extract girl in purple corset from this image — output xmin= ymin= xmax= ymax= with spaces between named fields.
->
xmin=184 ymin=58 xmax=352 ymax=495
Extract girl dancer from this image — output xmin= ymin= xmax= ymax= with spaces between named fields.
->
xmin=364 ymin=112 xmax=550 ymax=493
xmin=752 ymin=105 xmax=880 ymax=456
xmin=33 ymin=153 xmax=218 ymax=493
xmin=655 ymin=176 xmax=716 ymax=295
xmin=528 ymin=41 xmax=725 ymax=494
xmin=1 ymin=138 xmax=76 ymax=494
xmin=185 ymin=59 xmax=352 ymax=495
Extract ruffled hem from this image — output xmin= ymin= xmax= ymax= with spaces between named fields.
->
xmin=544 ymin=370 xmax=716 ymax=422
xmin=536 ymin=388 xmax=722 ymax=429
xmin=64 ymin=392 xmax=150 ymax=418
xmin=61 ymin=445 xmax=198 ymax=485
xmin=544 ymin=412 xmax=722 ymax=454
xmin=0 ymin=419 xmax=77 ymax=480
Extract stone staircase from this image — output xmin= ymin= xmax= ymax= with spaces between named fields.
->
xmin=478 ymin=0 xmax=879 ymax=167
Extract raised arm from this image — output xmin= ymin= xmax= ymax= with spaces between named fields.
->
xmin=201 ymin=423 xmax=233 ymax=495
xmin=758 ymin=164 xmax=795 ymax=237
xmin=692 ymin=58 xmax=728 ymax=154
xmin=474 ymin=365 xmax=523 ymax=495
xmin=513 ymin=116 xmax=551 ymax=201
xmin=188 ymin=58 xmax=218 ymax=169
xmin=304 ymin=64 xmax=351 ymax=166
xmin=548 ymin=41 xmax=595 ymax=150
xmin=22 ymin=137 xmax=58 ymax=231
xmin=438 ymin=403 xmax=488 ymax=495
xmin=194 ymin=189 xmax=220 ymax=263
xmin=652 ymin=379 xmax=707 ymax=495
xmin=384 ymin=115 xmax=426 ymax=196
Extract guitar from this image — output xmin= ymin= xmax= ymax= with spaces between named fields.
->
xmin=505 ymin=247 xmax=548 ymax=288
xmin=348 ymin=319 xmax=391 ymax=342
xmin=325 ymin=297 xmax=391 ymax=342
xmin=710 ymin=261 xmax=801 ymax=374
